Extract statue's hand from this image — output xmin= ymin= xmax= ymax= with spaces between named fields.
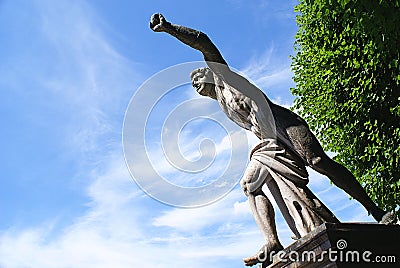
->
xmin=150 ymin=13 xmax=169 ymax=32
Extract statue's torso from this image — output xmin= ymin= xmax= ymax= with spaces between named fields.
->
xmin=215 ymin=82 xmax=263 ymax=138
xmin=216 ymin=87 xmax=250 ymax=124
xmin=214 ymin=77 xmax=313 ymax=164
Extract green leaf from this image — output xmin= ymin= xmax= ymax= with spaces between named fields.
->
xmin=291 ymin=0 xmax=400 ymax=211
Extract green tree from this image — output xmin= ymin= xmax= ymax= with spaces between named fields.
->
xmin=291 ymin=0 xmax=400 ymax=213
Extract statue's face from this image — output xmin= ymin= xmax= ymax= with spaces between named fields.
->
xmin=190 ymin=67 xmax=217 ymax=99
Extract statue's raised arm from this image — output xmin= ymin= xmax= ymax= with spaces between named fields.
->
xmin=149 ymin=13 xmax=270 ymax=104
xmin=150 ymin=13 xmax=228 ymax=71
xmin=149 ymin=13 xmax=276 ymax=139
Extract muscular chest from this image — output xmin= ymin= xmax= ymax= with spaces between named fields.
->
xmin=216 ymin=85 xmax=257 ymax=129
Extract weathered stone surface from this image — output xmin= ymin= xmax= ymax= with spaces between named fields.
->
xmin=268 ymin=223 xmax=400 ymax=268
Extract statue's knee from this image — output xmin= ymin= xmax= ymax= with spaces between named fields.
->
xmin=255 ymin=194 xmax=265 ymax=203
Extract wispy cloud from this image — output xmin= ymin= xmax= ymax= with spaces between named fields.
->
xmin=153 ymin=189 xmax=248 ymax=231
xmin=34 ymin=1 xmax=139 ymax=159
xmin=240 ymin=46 xmax=296 ymax=108
xmin=240 ymin=47 xmax=288 ymax=86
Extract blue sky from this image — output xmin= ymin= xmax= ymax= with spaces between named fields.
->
xmin=0 ymin=1 xmax=375 ymax=267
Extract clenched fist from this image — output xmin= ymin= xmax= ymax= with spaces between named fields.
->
xmin=150 ymin=13 xmax=170 ymax=32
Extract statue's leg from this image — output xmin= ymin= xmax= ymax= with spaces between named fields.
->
xmin=266 ymin=172 xmax=340 ymax=238
xmin=241 ymin=161 xmax=283 ymax=266
xmin=264 ymin=177 xmax=302 ymax=238
xmin=305 ymin=138 xmax=386 ymax=221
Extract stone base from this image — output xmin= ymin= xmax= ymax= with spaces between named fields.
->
xmin=266 ymin=222 xmax=400 ymax=268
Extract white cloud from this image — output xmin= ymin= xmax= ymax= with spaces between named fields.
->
xmin=152 ymin=188 xmax=246 ymax=231
xmin=240 ymin=47 xmax=294 ymax=93
xmin=34 ymin=0 xmax=139 ymax=159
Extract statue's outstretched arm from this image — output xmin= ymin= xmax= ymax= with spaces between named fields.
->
xmin=150 ymin=14 xmax=276 ymax=140
xmin=150 ymin=14 xmax=270 ymax=102
xmin=150 ymin=13 xmax=228 ymax=68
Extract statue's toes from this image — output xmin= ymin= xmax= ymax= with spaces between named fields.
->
xmin=243 ymin=255 xmax=261 ymax=266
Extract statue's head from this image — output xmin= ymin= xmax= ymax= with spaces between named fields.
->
xmin=190 ymin=67 xmax=217 ymax=100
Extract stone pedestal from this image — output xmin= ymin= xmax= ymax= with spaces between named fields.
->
xmin=266 ymin=222 xmax=400 ymax=268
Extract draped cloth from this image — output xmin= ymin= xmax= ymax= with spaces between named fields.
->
xmin=244 ymin=139 xmax=340 ymax=238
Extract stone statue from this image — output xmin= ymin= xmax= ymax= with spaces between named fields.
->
xmin=149 ymin=13 xmax=395 ymax=267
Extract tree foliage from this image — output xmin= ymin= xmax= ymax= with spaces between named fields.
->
xmin=291 ymin=0 xmax=400 ymax=212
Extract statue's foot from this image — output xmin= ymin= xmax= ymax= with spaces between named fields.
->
xmin=379 ymin=211 xmax=399 ymax=225
xmin=243 ymin=243 xmax=283 ymax=267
